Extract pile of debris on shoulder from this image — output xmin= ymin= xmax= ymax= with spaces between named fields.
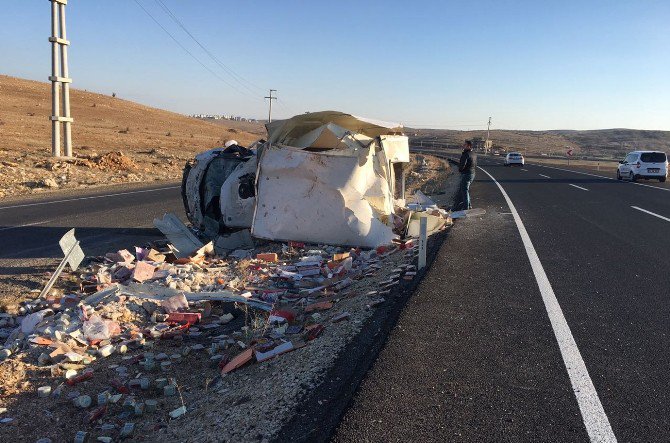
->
xmin=0 ymin=209 xmax=438 ymax=440
xmin=0 ymin=111 xmax=467 ymax=441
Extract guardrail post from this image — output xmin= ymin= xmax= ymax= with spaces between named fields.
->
xmin=418 ymin=216 xmax=427 ymax=270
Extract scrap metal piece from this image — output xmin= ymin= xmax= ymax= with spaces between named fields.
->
xmin=214 ymin=229 xmax=254 ymax=255
xmin=39 ymin=229 xmax=85 ymax=298
xmin=121 ymin=283 xmax=273 ymax=312
xmin=153 ymin=213 xmax=203 ymax=258
xmin=451 ymin=208 xmax=487 ymax=219
xmin=59 ymin=228 xmax=85 ymax=271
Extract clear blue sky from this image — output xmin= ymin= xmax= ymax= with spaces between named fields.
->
xmin=1 ymin=0 xmax=668 ymax=130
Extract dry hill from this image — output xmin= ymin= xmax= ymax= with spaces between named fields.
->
xmin=0 ymin=74 xmax=265 ymax=199
xmin=412 ymin=128 xmax=670 ymax=159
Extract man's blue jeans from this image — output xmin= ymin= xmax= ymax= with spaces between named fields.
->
xmin=457 ymin=172 xmax=475 ymax=210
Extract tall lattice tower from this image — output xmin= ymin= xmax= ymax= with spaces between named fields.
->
xmin=49 ymin=0 xmax=73 ymax=157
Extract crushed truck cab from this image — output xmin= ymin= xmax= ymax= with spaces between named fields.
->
xmin=182 ymin=111 xmax=411 ymax=248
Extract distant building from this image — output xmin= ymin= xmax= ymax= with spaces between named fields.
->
xmin=468 ymin=137 xmax=485 ymax=151
xmin=189 ymin=113 xmax=258 ymax=123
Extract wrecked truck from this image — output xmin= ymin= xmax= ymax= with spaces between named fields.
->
xmin=182 ymin=111 xmax=412 ymax=249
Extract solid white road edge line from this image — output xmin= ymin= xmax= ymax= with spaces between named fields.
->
xmin=631 ymin=206 xmax=670 ymax=223
xmin=539 ymin=174 xmax=551 ymax=178
xmin=0 ymin=186 xmax=181 ymax=211
xmin=478 ymin=165 xmax=617 ymax=443
xmin=531 ymin=164 xmax=670 ymax=192
xmin=569 ymin=184 xmax=589 ymax=191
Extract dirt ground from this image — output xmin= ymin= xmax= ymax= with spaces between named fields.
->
xmin=405 ymin=153 xmax=452 ymax=196
xmin=0 ymin=75 xmax=264 ymax=200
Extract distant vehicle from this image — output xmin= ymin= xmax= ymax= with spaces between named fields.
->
xmin=504 ymin=152 xmax=525 ymax=166
xmin=616 ymin=151 xmax=668 ymax=182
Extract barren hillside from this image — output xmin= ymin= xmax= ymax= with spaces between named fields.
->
xmin=413 ymin=127 xmax=670 ymax=158
xmin=0 ymin=75 xmax=264 ymax=198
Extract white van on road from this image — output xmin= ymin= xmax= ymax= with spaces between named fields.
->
xmin=617 ymin=151 xmax=668 ymax=182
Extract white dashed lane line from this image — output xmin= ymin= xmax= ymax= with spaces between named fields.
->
xmin=539 ymin=174 xmax=551 ymax=178
xmin=569 ymin=184 xmax=589 ymax=191
xmin=631 ymin=206 xmax=670 ymax=223
xmin=531 ymin=164 xmax=669 ymax=193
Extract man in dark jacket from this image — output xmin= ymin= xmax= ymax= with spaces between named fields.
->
xmin=456 ymin=140 xmax=477 ymax=210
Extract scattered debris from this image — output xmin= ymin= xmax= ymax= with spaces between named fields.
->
xmin=153 ymin=213 xmax=204 ymax=258
xmin=0 ymin=129 xmax=463 ymax=441
xmin=451 ymin=207 xmax=487 ymax=219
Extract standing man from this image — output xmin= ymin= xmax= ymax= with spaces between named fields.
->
xmin=456 ymin=140 xmax=477 ymax=210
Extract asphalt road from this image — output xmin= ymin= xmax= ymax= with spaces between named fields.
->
xmin=334 ymin=154 xmax=670 ymax=442
xmin=0 ymin=182 xmax=184 ymax=261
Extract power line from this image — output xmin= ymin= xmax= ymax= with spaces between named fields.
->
xmin=153 ymin=0 xmax=264 ymax=96
xmin=272 ymin=94 xmax=301 ymax=116
xmin=132 ymin=0 xmax=260 ymax=101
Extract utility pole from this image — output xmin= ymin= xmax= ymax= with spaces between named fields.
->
xmin=265 ymin=89 xmax=277 ymax=123
xmin=49 ymin=0 xmax=73 ymax=157
xmin=485 ymin=116 xmax=491 ymax=154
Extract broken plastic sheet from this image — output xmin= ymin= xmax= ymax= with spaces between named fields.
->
xmin=161 ymin=293 xmax=189 ymax=313
xmin=153 ymin=213 xmax=204 ymax=258
xmin=289 ymin=122 xmax=373 ymax=150
xmin=406 ymin=212 xmax=447 ymax=237
xmin=451 ymin=208 xmax=487 ymax=219
xmin=121 ymin=283 xmax=273 ymax=311
xmin=252 ymin=146 xmax=398 ymax=248
xmin=214 ymin=229 xmax=254 ymax=255
xmin=21 ymin=310 xmax=52 ymax=334
xmin=265 ymin=111 xmax=403 ymax=147
xmin=380 ymin=135 xmax=411 ymax=163
xmin=408 ymin=190 xmax=438 ymax=210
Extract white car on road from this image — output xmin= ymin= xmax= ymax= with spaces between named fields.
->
xmin=504 ymin=152 xmax=525 ymax=166
xmin=617 ymin=151 xmax=668 ymax=182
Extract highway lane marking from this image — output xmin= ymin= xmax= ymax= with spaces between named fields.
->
xmin=539 ymin=174 xmax=551 ymax=178
xmin=0 ymin=186 xmax=181 ymax=211
xmin=631 ymin=206 xmax=670 ymax=223
xmin=478 ymin=165 xmax=617 ymax=443
xmin=531 ymin=164 xmax=670 ymax=192
xmin=521 ymin=168 xmax=529 ymax=171
xmin=0 ymin=220 xmax=52 ymax=232
xmin=569 ymin=184 xmax=589 ymax=191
